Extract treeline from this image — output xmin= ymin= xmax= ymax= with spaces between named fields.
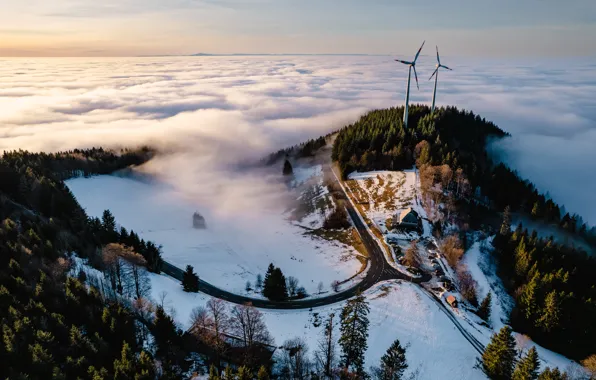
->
xmin=485 ymin=164 xmax=595 ymax=242
xmin=493 ymin=214 xmax=596 ymax=361
xmin=264 ymin=136 xmax=327 ymax=165
xmin=332 ymin=105 xmax=507 ymax=183
xmin=0 ymin=148 xmax=192 ymax=378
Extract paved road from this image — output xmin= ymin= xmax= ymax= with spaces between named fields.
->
xmin=160 ymin=166 xmax=427 ymax=310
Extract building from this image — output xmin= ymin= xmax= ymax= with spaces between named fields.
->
xmin=447 ymin=295 xmax=458 ymax=308
xmin=193 ymin=212 xmax=206 ymax=229
xmin=393 ymin=208 xmax=420 ymax=229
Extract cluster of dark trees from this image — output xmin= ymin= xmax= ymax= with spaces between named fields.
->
xmin=332 ymin=105 xmax=507 ymax=183
xmin=493 ymin=216 xmax=596 ymax=361
xmin=479 ymin=326 xmax=582 ymax=380
xmin=0 ymin=148 xmax=196 ymax=378
xmin=264 ymin=136 xmax=327 ymax=166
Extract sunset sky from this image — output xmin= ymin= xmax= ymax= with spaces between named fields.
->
xmin=1 ymin=0 xmax=595 ymax=57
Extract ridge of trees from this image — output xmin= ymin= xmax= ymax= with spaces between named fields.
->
xmin=492 ymin=220 xmax=596 ymax=360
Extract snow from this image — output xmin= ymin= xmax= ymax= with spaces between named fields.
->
xmin=148 ymin=272 xmax=486 ymax=379
xmin=67 ymin=174 xmax=361 ymax=297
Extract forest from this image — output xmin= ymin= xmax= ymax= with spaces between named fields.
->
xmin=332 ymin=105 xmax=596 ymax=363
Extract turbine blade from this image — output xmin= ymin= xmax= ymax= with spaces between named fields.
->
xmin=414 ymin=40 xmax=425 ymax=63
xmin=413 ymin=66 xmax=419 ymax=90
xmin=436 ymin=46 xmax=440 ymax=65
xmin=441 ymin=65 xmax=452 ymax=70
xmin=395 ymin=59 xmax=412 ymax=65
xmin=429 ymin=68 xmax=438 ymax=80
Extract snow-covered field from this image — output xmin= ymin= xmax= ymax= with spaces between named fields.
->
xmin=67 ymin=173 xmax=361 ymax=297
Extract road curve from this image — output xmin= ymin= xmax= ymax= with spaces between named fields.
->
xmin=160 ymin=167 xmax=426 ymax=310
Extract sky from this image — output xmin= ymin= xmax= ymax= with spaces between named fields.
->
xmin=1 ymin=0 xmax=596 ymax=57
xmin=0 ymin=56 xmax=594 ymax=226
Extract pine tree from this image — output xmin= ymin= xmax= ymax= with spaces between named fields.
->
xmin=257 ymin=366 xmax=270 ymax=380
xmin=102 ymin=209 xmax=118 ymax=243
xmin=480 ymin=326 xmax=517 ymax=379
xmin=339 ymin=294 xmax=370 ymax=377
xmin=283 ymin=158 xmax=293 ymax=176
xmin=113 ymin=342 xmax=134 ymax=380
xmin=378 ymin=339 xmax=408 ymax=380
xmin=223 ymin=366 xmax=234 ymax=380
xmin=520 ymin=272 xmax=540 ymax=321
xmin=209 ymin=364 xmax=220 ymax=380
xmin=537 ymin=367 xmax=567 ymax=380
xmin=512 ymin=347 xmax=540 ymax=380
xmin=500 ymin=206 xmax=511 ymax=236
xmin=477 ymin=292 xmax=492 ymax=322
xmin=182 ymin=265 xmax=200 ymax=292
xmin=136 ymin=351 xmax=156 ymax=380
xmin=262 ymin=264 xmax=288 ymax=301
xmin=537 ymin=291 xmax=560 ymax=333
xmin=236 ymin=366 xmax=251 ymax=380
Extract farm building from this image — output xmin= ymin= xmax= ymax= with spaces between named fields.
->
xmin=446 ymin=295 xmax=458 ymax=308
xmin=393 ymin=208 xmax=420 ymax=228
xmin=193 ymin=212 xmax=206 ymax=229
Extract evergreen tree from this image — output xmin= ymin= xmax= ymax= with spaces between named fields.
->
xmin=512 ymin=347 xmax=540 ymax=380
xmin=500 ymin=206 xmax=511 ymax=236
xmin=283 ymin=158 xmax=293 ymax=176
xmin=223 ymin=366 xmax=234 ymax=380
xmin=257 ymin=365 xmax=270 ymax=380
xmin=520 ymin=273 xmax=541 ymax=321
xmin=537 ymin=367 xmax=568 ymax=380
xmin=378 ymin=339 xmax=408 ymax=380
xmin=477 ymin=292 xmax=492 ymax=322
xmin=113 ymin=342 xmax=134 ymax=380
xmin=182 ymin=265 xmax=200 ymax=292
xmin=102 ymin=209 xmax=118 ymax=243
xmin=480 ymin=326 xmax=517 ymax=379
xmin=339 ymin=294 xmax=370 ymax=377
xmin=209 ymin=364 xmax=220 ymax=380
xmin=537 ymin=291 xmax=561 ymax=333
xmin=136 ymin=351 xmax=156 ymax=380
xmin=236 ymin=366 xmax=251 ymax=380
xmin=262 ymin=264 xmax=288 ymax=301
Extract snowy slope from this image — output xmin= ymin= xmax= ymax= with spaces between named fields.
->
xmin=67 ymin=175 xmax=361 ymax=297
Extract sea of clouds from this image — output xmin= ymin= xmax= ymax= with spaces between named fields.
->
xmin=0 ymin=56 xmax=594 ymax=224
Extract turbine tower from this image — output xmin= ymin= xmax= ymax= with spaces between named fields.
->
xmin=429 ymin=46 xmax=452 ymax=114
xmin=395 ymin=41 xmax=425 ymax=129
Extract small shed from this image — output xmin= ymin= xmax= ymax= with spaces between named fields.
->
xmin=193 ymin=212 xmax=206 ymax=229
xmin=446 ymin=295 xmax=458 ymax=308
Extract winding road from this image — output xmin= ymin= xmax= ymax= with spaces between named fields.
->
xmin=160 ymin=166 xmax=428 ymax=309
xmin=160 ymin=165 xmax=485 ymax=353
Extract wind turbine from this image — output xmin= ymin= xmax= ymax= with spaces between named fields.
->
xmin=395 ymin=41 xmax=425 ymax=129
xmin=429 ymin=46 xmax=452 ymax=114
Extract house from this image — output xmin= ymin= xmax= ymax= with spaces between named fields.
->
xmin=393 ymin=208 xmax=420 ymax=229
xmin=193 ymin=212 xmax=206 ymax=229
xmin=446 ymin=295 xmax=458 ymax=308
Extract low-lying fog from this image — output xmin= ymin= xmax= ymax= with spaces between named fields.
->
xmin=0 ymin=56 xmax=594 ymax=224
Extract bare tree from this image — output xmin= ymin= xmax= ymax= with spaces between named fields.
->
xmin=102 ymin=243 xmax=127 ymax=295
xmin=440 ymin=235 xmax=464 ymax=268
xmin=314 ymin=313 xmax=336 ymax=378
xmin=191 ymin=299 xmax=231 ymax=370
xmin=456 ymin=266 xmax=478 ymax=306
xmin=287 ymin=276 xmax=299 ymax=297
xmin=317 ymin=281 xmax=325 ymax=294
xmin=132 ymin=297 xmax=154 ymax=345
xmin=256 ymin=274 xmax=263 ymax=290
xmin=120 ymin=247 xmax=151 ymax=299
xmin=404 ymin=240 xmax=421 ymax=269
xmin=331 ymin=280 xmax=341 ymax=292
xmin=230 ymin=303 xmax=272 ymax=347
xmin=157 ymin=291 xmax=169 ymax=309
xmin=280 ymin=337 xmax=310 ymax=380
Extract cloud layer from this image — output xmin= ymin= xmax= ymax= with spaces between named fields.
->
xmin=0 ymin=56 xmax=594 ymax=223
